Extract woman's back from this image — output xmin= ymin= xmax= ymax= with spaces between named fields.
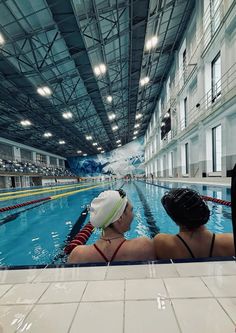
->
xmin=154 ymin=230 xmax=234 ymax=259
xmin=68 ymin=237 xmax=155 ymax=264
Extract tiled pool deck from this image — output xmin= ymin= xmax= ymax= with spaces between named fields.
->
xmin=0 ymin=259 xmax=236 ymax=333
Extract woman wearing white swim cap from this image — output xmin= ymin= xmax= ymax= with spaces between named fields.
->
xmin=68 ymin=189 xmax=155 ymax=264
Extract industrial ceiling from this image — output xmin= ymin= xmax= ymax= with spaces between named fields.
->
xmin=0 ymin=0 xmax=195 ymax=156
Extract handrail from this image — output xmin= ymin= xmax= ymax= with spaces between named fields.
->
xmin=162 ymin=62 xmax=236 ymax=148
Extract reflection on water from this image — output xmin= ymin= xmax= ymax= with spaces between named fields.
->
xmin=0 ymin=180 xmax=232 ymax=266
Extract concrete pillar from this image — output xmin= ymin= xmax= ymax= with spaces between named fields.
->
xmin=13 ymin=146 xmax=21 ymax=161
xmin=198 ymin=122 xmax=206 ymax=177
xmin=32 ymin=152 xmax=37 ymax=163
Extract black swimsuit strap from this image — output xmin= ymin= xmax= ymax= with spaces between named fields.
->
xmin=209 ymin=233 xmax=215 ymax=257
xmin=176 ymin=234 xmax=195 ymax=258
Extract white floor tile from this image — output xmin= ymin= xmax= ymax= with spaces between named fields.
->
xmin=217 ymin=298 xmax=236 ymax=324
xmin=0 ymin=269 xmax=43 ymax=284
xmin=16 ymin=303 xmax=77 ymax=333
xmin=70 ymin=301 xmax=123 ymax=333
xmin=175 ymin=261 xmax=236 ymax=277
xmin=125 ymin=278 xmax=167 ymax=300
xmin=0 ymin=304 xmax=33 ymax=333
xmin=34 ymin=266 xmax=106 ymax=282
xmin=0 ymin=283 xmax=49 ymax=305
xmin=148 ymin=263 xmax=179 ymax=278
xmin=125 ymin=300 xmax=180 ymax=333
xmin=164 ymin=277 xmax=212 ymax=298
xmin=202 ymin=276 xmax=236 ymax=297
xmin=0 ymin=284 xmax=12 ymax=298
xmin=172 ymin=298 xmax=235 ymax=333
xmin=38 ymin=281 xmax=87 ymax=303
xmin=106 ymin=264 xmax=152 ymax=280
xmin=82 ymin=280 xmax=124 ymax=301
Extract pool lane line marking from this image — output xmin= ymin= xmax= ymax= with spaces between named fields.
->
xmin=137 ymin=180 xmax=170 ymax=190
xmin=0 ymin=183 xmax=85 ymax=201
xmin=0 ymin=182 xmax=97 ymax=200
xmin=133 ymin=182 xmax=160 ymax=237
xmin=50 ymin=181 xmax=113 ymax=200
xmin=0 ymin=181 xmax=110 ymax=202
xmin=0 ymin=183 xmax=82 ymax=197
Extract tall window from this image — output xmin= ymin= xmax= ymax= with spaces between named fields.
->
xmin=169 ymin=151 xmax=174 ymax=176
xmin=185 ymin=143 xmax=189 ymax=174
xmin=183 ymin=49 xmax=187 ymax=82
xmin=211 ymin=52 xmax=221 ymax=102
xmin=212 ymin=125 xmax=222 ymax=172
xmin=184 ymin=97 xmax=188 ymax=128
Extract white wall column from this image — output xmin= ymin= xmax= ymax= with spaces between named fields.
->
xmin=13 ymin=146 xmax=21 ymax=161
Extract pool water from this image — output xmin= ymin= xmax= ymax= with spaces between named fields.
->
xmin=0 ymin=180 xmax=232 ymax=267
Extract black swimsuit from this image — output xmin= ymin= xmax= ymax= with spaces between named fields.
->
xmin=176 ymin=233 xmax=216 ymax=258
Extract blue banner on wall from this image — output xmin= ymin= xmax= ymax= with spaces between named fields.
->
xmin=67 ymin=137 xmax=145 ymax=177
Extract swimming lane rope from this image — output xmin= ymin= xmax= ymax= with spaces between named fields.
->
xmin=0 ymin=182 xmax=113 ymax=213
xmin=0 ymin=197 xmax=51 ymax=212
xmin=141 ymin=180 xmax=231 ymax=207
xmin=64 ymin=222 xmax=94 ymax=254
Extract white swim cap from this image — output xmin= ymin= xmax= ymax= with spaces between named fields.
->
xmin=90 ymin=190 xmax=128 ymax=228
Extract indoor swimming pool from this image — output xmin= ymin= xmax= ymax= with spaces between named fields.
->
xmin=0 ymin=180 xmax=232 ymax=267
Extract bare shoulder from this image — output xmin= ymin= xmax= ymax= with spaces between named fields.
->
xmin=154 ymin=233 xmax=174 ymax=243
xmin=127 ymin=237 xmax=155 ymax=259
xmin=131 ymin=236 xmax=154 ymax=245
xmin=153 ymin=233 xmax=176 ymax=259
xmin=68 ymin=245 xmax=92 ymax=264
xmin=216 ymin=233 xmax=234 ymax=256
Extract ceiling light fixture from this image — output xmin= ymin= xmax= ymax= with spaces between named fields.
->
xmin=107 ymin=95 xmax=113 ymax=103
xmin=133 ymin=130 xmax=138 ymax=135
xmin=77 ymin=150 xmax=82 ymax=154
xmin=86 ymin=135 xmax=92 ymax=140
xmin=83 ymin=153 xmax=87 ymax=156
xmin=134 ymin=124 xmax=140 ymax=128
xmin=93 ymin=142 xmax=98 ymax=146
xmin=116 ymin=139 xmax=121 ymax=143
xmin=140 ymin=77 xmax=150 ymax=86
xmin=20 ymin=120 xmax=31 ymax=126
xmin=94 ymin=63 xmax=107 ymax=76
xmin=146 ymin=36 xmax=158 ymax=50
xmin=97 ymin=147 xmax=102 ymax=151
xmin=0 ymin=33 xmax=5 ymax=45
xmin=62 ymin=111 xmax=73 ymax=119
xmin=117 ymin=144 xmax=121 ymax=147
xmin=43 ymin=132 xmax=52 ymax=138
xmin=112 ymin=125 xmax=118 ymax=131
xmin=101 ymin=150 xmax=105 ymax=153
xmin=59 ymin=140 xmax=65 ymax=144
xmin=133 ymin=136 xmax=137 ymax=140
xmin=136 ymin=113 xmax=142 ymax=120
xmin=108 ymin=113 xmax=116 ymax=121
xmin=37 ymin=86 xmax=52 ymax=97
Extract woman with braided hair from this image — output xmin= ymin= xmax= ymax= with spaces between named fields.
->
xmin=154 ymin=188 xmax=234 ymax=259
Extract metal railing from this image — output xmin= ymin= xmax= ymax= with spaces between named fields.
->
xmin=161 ymin=62 xmax=236 ymax=148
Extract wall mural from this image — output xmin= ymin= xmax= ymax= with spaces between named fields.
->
xmin=67 ymin=137 xmax=145 ymax=177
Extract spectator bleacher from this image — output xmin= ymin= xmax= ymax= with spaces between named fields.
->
xmin=0 ymin=159 xmax=76 ymax=177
